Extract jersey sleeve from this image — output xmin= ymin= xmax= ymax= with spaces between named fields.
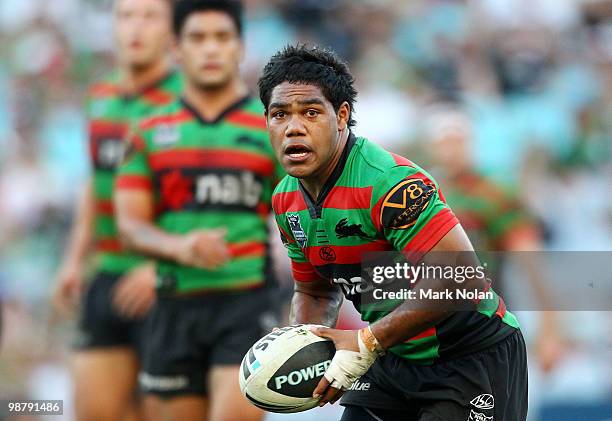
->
xmin=115 ymin=125 xmax=153 ymax=192
xmin=487 ymin=190 xmax=539 ymax=248
xmin=370 ymin=165 xmax=459 ymax=261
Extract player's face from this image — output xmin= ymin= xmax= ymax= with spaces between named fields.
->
xmin=114 ymin=0 xmax=172 ymax=69
xmin=267 ymin=82 xmax=350 ymax=180
xmin=431 ymin=130 xmax=471 ymax=175
xmin=176 ymin=11 xmax=243 ymax=89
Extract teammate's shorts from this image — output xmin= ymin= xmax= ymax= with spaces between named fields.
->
xmin=75 ymin=272 xmax=144 ymax=351
xmin=139 ymin=287 xmax=277 ymax=398
xmin=340 ymin=329 xmax=527 ymax=421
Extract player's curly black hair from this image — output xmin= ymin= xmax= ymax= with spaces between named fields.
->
xmin=258 ymin=45 xmax=357 ymax=127
xmin=173 ymin=0 xmax=243 ymax=37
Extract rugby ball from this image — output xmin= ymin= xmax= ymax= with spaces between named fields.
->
xmin=239 ymin=324 xmax=335 ymax=413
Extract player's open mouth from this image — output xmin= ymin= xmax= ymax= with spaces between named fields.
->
xmin=284 ymin=144 xmax=312 ymax=163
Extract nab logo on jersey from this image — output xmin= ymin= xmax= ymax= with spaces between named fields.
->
xmin=196 ymin=171 xmax=262 ymax=208
xmin=333 ymin=276 xmax=373 ymax=297
xmin=287 ymin=214 xmax=307 ymax=248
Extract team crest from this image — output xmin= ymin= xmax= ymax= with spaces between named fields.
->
xmin=286 ymin=213 xmax=307 ymax=249
xmin=380 ymin=178 xmax=436 ymax=229
xmin=153 ymin=123 xmax=180 ymax=147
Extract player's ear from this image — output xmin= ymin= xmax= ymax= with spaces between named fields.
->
xmin=337 ymin=102 xmax=350 ymax=131
xmin=172 ymin=37 xmax=182 ymax=65
xmin=238 ymin=38 xmax=245 ymax=62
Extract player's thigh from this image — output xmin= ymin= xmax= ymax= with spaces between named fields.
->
xmin=208 ymin=365 xmax=264 ymax=421
xmin=139 ymin=296 xmax=209 ymax=420
xmin=73 ymin=348 xmax=139 ymax=421
xmin=143 ymin=395 xmax=208 ymax=421
xmin=340 ymin=405 xmax=408 ymax=421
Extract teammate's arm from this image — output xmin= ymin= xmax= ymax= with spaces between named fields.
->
xmin=114 ymin=130 xmax=229 ymax=269
xmin=114 ymin=184 xmax=229 ymax=269
xmin=53 ymin=179 xmax=94 ymax=316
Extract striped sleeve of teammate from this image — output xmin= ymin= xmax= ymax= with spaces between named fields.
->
xmin=115 ymin=174 xmax=153 ymax=191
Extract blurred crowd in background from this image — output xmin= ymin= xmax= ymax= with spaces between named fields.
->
xmin=0 ymin=0 xmax=611 ymax=420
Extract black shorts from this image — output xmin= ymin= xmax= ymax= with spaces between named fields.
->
xmin=139 ymin=287 xmax=278 ymax=398
xmin=340 ymin=329 xmax=528 ymax=421
xmin=75 ymin=272 xmax=144 ymax=351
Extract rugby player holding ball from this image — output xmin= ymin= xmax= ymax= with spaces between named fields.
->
xmin=260 ymin=45 xmax=528 ymax=421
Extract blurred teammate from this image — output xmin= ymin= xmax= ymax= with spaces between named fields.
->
xmin=260 ymin=45 xmax=527 ymax=420
xmin=425 ymin=106 xmax=565 ymax=373
xmin=114 ymin=1 xmax=282 ymax=420
xmin=52 ymin=0 xmax=180 ymax=419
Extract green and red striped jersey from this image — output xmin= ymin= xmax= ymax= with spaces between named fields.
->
xmin=440 ymin=171 xmax=538 ymax=251
xmin=272 ymin=135 xmax=519 ymax=364
xmin=116 ymin=96 xmax=284 ymax=293
xmin=88 ymin=71 xmax=182 ymax=275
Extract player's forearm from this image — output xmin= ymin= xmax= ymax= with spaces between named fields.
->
xmin=370 ymin=307 xmax=449 ymax=350
xmin=62 ymin=181 xmax=95 ymax=267
xmin=118 ymin=218 xmax=184 ymax=262
xmin=289 ymin=289 xmax=343 ymax=327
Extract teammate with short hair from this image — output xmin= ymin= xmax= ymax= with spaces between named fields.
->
xmin=260 ymin=45 xmax=527 ymax=420
xmin=114 ymin=1 xmax=282 ymax=420
xmin=52 ymin=0 xmax=180 ymax=419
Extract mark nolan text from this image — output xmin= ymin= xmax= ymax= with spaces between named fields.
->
xmin=373 ymin=288 xmax=494 ymax=301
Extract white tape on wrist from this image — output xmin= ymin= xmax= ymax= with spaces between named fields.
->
xmin=323 ymin=332 xmax=378 ymax=391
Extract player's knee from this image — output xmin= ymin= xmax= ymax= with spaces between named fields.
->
xmin=75 ymin=399 xmax=126 ymax=421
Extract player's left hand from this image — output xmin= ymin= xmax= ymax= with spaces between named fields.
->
xmin=112 ymin=262 xmax=157 ymax=319
xmin=310 ymin=327 xmax=377 ymax=406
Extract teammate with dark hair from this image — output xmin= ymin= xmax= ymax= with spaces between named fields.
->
xmin=115 ymin=1 xmax=281 ymax=420
xmin=52 ymin=0 xmax=180 ymax=419
xmin=261 ymin=45 xmax=528 ymax=421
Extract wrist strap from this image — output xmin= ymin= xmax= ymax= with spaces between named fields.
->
xmin=359 ymin=326 xmax=385 ymax=356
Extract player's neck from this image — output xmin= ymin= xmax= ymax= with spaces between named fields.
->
xmin=120 ymin=58 xmax=171 ymax=96
xmin=183 ymin=77 xmax=248 ymax=122
xmin=301 ymin=130 xmax=349 ymax=200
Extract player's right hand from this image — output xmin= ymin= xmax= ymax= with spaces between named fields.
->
xmin=52 ymin=261 xmax=83 ymax=319
xmin=176 ymin=228 xmax=230 ymax=269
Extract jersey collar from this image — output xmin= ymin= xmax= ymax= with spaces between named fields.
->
xmin=180 ymin=95 xmax=251 ymax=125
xmin=299 ymin=132 xmax=357 ymax=219
xmin=120 ymin=69 xmax=177 ymax=100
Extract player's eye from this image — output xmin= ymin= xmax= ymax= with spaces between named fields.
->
xmin=272 ymin=111 xmax=285 ymax=119
xmin=306 ymin=109 xmax=319 ymax=118
xmin=217 ymin=32 xmax=232 ymax=42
